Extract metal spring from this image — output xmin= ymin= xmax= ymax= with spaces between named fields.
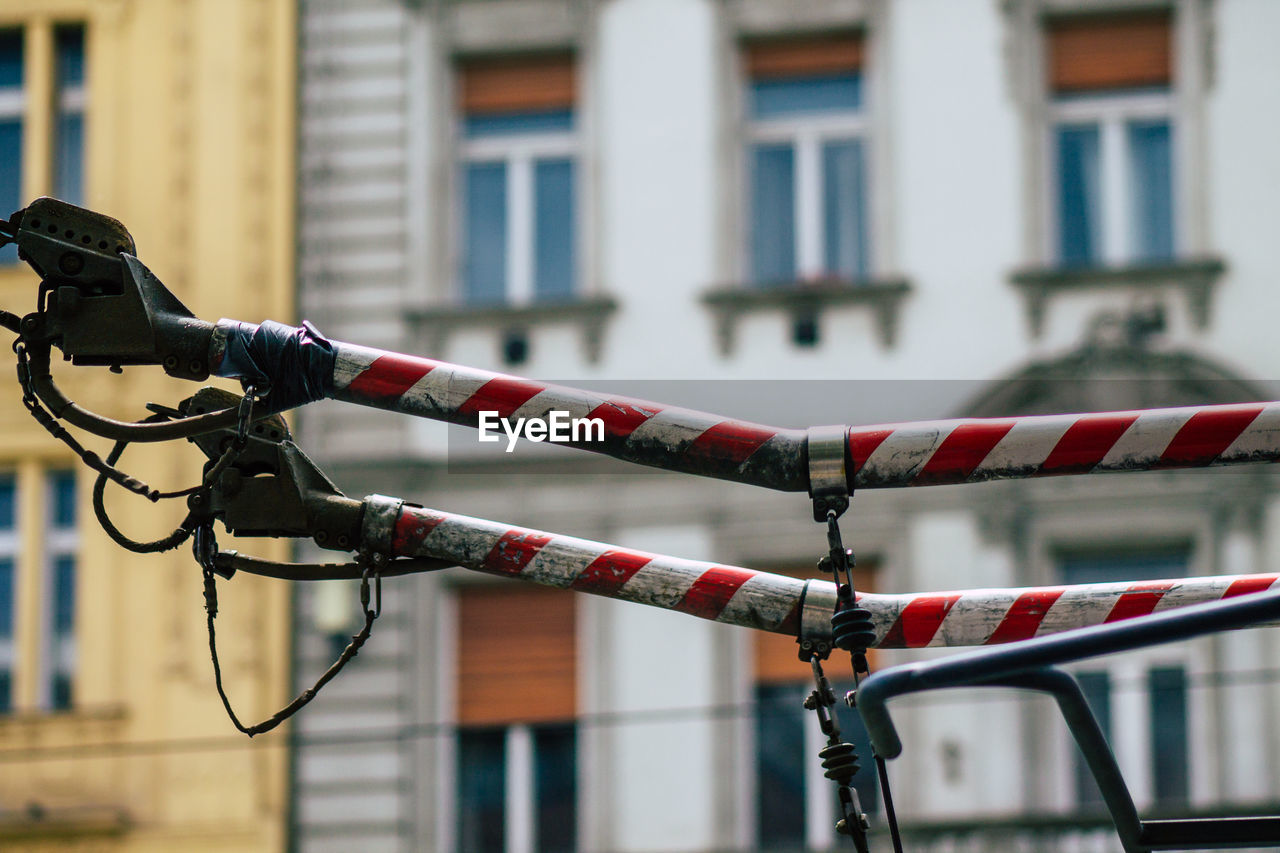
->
xmin=831 ymin=602 xmax=877 ymax=653
xmin=819 ymin=740 xmax=861 ymax=786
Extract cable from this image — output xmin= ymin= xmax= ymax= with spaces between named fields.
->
xmin=199 ymin=526 xmax=385 ymax=738
xmin=23 ymin=342 xmax=243 ymax=443
xmin=217 ymin=550 xmax=453 ymax=581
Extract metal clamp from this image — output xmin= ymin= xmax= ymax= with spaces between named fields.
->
xmin=361 ymin=494 xmax=407 ymax=555
xmin=797 ymin=579 xmax=838 ymax=660
xmin=807 ymin=424 xmax=850 ymax=521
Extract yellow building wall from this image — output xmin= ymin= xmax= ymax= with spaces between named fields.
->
xmin=0 ymin=1 xmax=294 ymax=850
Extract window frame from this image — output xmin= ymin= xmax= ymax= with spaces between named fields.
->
xmin=1045 ymin=88 xmax=1177 ymax=267
xmin=0 ymin=464 xmax=79 ymax=715
xmin=40 ymin=469 xmax=77 ymax=711
xmin=740 ymin=42 xmax=873 ymax=287
xmin=453 ymin=59 xmax=582 ymax=309
xmin=0 ymin=19 xmax=88 ymax=266
xmin=449 ymin=582 xmax=581 ymax=853
xmin=1030 ymin=533 xmax=1213 ymax=814
xmin=0 ymin=473 xmax=16 ymax=711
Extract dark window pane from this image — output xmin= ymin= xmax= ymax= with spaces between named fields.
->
xmin=0 ymin=30 xmax=22 ymax=88
xmin=1056 ymin=124 xmax=1101 ymax=267
xmin=756 ymin=684 xmax=807 ymax=847
xmin=750 ymin=144 xmax=795 ymax=284
xmin=534 ymin=723 xmax=577 ymax=853
xmin=53 ymin=555 xmax=75 ymax=633
xmin=1058 ymin=547 xmax=1189 ymax=585
xmin=0 ymin=555 xmax=13 ymax=713
xmin=55 ymin=26 xmax=85 ymax=87
xmin=1150 ymin=666 xmax=1188 ymax=805
xmin=1129 ymin=120 xmax=1174 ymax=262
xmin=464 ymin=162 xmax=508 ymax=304
xmin=51 ymin=674 xmax=71 ymax=711
xmin=0 ymin=120 xmax=21 ymax=265
xmin=0 ymin=476 xmax=13 ymax=529
xmin=534 ymin=158 xmax=575 ymax=300
xmin=822 ymin=139 xmax=868 ymax=278
xmin=464 ymin=110 xmax=574 ymax=139
xmin=458 ymin=728 xmax=506 ymax=853
xmin=0 ymin=557 xmax=13 ymax=637
xmin=50 ymin=471 xmax=76 ymax=528
xmin=54 ymin=112 xmax=83 ymax=206
xmin=1074 ymin=670 xmax=1112 ymax=808
xmin=750 ymin=74 xmax=862 ymax=119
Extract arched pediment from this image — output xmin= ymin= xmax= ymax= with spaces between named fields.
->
xmin=960 ymin=344 xmax=1268 ymax=418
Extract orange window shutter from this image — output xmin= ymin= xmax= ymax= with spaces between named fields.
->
xmin=459 ymin=53 xmax=576 ymax=115
xmin=1047 ymin=11 xmax=1173 ymax=93
xmin=744 ymin=33 xmax=864 ymax=79
xmin=753 ymin=563 xmax=880 ymax=683
xmin=457 ymin=585 xmax=578 ymax=725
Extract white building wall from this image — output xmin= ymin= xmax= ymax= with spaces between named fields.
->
xmin=291 ymin=0 xmax=1280 ymax=850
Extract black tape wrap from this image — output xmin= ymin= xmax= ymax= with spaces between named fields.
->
xmin=216 ymin=320 xmax=336 ymax=412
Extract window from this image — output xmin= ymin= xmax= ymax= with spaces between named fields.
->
xmin=0 ymin=23 xmax=87 ymax=265
xmin=455 ymin=585 xmax=577 ymax=853
xmin=744 ymin=34 xmax=869 ymax=286
xmin=43 ymin=469 xmax=77 ymax=710
xmin=1046 ymin=12 xmax=1174 ymax=267
xmin=0 ymin=467 xmax=78 ymax=714
xmin=457 ymin=54 xmax=578 ymax=306
xmin=1060 ymin=547 xmax=1191 ymax=809
xmin=0 ymin=29 xmax=23 ymax=265
xmin=54 ymin=25 xmax=86 ymax=205
xmin=0 ymin=475 xmax=15 ymax=710
xmin=752 ymin=563 xmax=878 ymax=847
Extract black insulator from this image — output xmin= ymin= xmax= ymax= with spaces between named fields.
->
xmin=819 ymin=740 xmax=861 ymax=786
xmin=831 ymin=603 xmax=876 ymax=653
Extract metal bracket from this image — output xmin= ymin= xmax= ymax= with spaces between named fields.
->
xmin=797 ymin=579 xmax=838 ymax=660
xmin=360 ymin=494 xmax=406 ymax=555
xmin=10 ymin=198 xmax=214 ymax=380
xmin=807 ymin=424 xmax=850 ymax=521
xmin=180 ymin=387 xmax=364 ymax=549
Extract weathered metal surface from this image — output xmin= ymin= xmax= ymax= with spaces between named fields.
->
xmin=373 ymin=502 xmax=1280 ymax=647
xmin=359 ymin=493 xmax=404 ymax=554
xmin=848 ymin=403 xmax=1280 ymax=488
xmin=207 ymin=330 xmax=1280 ymax=493
xmin=328 ymin=341 xmax=809 ymax=490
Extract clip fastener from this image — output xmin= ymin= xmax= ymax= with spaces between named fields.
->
xmin=807 ymin=424 xmax=850 ymax=522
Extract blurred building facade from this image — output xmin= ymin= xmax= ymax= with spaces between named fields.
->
xmin=292 ymin=0 xmax=1280 ymax=851
xmin=0 ymin=0 xmax=296 ymax=850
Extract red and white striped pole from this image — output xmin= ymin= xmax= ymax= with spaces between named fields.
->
xmin=237 ymin=333 xmax=1280 ymax=493
xmin=360 ymin=495 xmax=1280 ymax=648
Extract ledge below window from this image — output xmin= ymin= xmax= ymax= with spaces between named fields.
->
xmin=410 ymin=295 xmax=619 ymax=364
xmin=1010 ymin=257 xmax=1227 ymax=338
xmin=0 ymin=805 xmax=130 ymax=842
xmin=702 ymin=277 xmax=912 ymax=355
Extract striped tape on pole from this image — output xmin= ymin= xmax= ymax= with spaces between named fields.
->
xmin=211 ymin=323 xmax=1280 ymax=492
xmin=327 ymin=341 xmax=807 ymax=490
xmin=848 ymin=403 xmax=1280 ymax=488
xmin=326 ymin=342 xmax=1280 ymax=491
xmin=366 ymin=498 xmax=1280 ymax=648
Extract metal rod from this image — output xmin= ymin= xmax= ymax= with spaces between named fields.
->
xmin=855 ymin=587 xmax=1280 ymax=759
xmin=356 ymin=496 xmax=1280 ymax=648
xmin=204 ymin=321 xmax=1280 ymax=494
